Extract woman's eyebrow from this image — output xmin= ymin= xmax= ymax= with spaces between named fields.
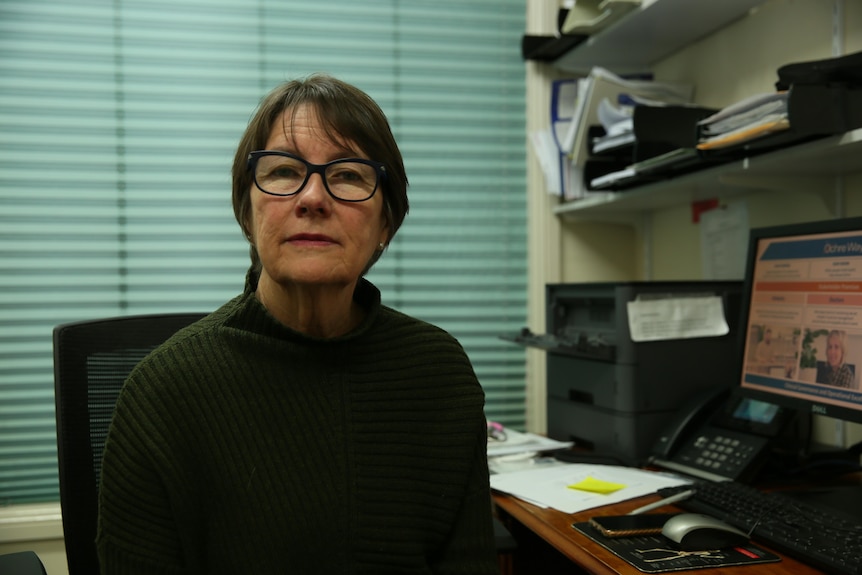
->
xmin=331 ymin=142 xmax=367 ymax=158
xmin=264 ymin=138 xmax=367 ymax=160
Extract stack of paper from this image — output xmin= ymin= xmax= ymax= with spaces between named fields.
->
xmin=696 ymin=91 xmax=789 ymax=150
xmin=490 ymin=463 xmax=691 ymax=514
xmin=487 ymin=428 xmax=573 ymax=458
xmin=560 ymin=67 xmax=693 ymax=199
xmin=591 ymin=96 xmax=636 ymax=153
xmin=534 ymin=68 xmax=695 ymax=199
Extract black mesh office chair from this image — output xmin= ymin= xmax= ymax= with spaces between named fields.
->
xmin=0 ymin=552 xmax=47 ymax=575
xmin=53 ymin=313 xmax=206 ymax=575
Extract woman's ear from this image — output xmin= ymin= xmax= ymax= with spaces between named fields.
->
xmin=244 ymin=211 xmax=255 ymax=244
xmin=378 ymin=226 xmax=390 ymax=250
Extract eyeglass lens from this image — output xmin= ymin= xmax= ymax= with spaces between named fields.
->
xmin=254 ymin=154 xmax=378 ymax=201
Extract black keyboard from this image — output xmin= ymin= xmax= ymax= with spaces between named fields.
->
xmin=658 ymin=481 xmax=862 ymax=575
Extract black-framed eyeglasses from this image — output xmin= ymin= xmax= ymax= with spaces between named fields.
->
xmin=247 ymin=150 xmax=386 ymax=202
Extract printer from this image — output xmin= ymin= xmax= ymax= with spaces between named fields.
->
xmin=518 ymin=281 xmax=742 ymax=465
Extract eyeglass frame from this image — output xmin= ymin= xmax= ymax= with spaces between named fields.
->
xmin=247 ymin=150 xmax=387 ymax=202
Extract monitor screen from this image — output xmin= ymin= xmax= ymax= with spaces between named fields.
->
xmin=738 ymin=216 xmax=862 ymax=425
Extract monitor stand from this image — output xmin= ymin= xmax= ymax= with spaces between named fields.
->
xmin=781 ymin=482 xmax=862 ymax=521
xmin=773 ymin=439 xmax=862 ymax=520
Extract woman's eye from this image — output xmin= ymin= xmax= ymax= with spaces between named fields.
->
xmin=332 ymin=163 xmax=377 ymax=186
xmin=331 ymin=168 xmax=360 ymax=182
xmin=271 ymin=164 xmax=303 ymax=179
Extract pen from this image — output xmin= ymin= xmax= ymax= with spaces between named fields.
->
xmin=627 ymin=489 xmax=695 ymax=515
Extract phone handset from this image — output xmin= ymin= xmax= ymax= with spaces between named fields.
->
xmin=649 ymin=386 xmax=799 ymax=483
xmin=650 ymin=386 xmax=731 ymax=461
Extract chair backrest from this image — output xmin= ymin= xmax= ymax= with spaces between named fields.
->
xmin=53 ymin=313 xmax=206 ymax=575
xmin=0 ymin=551 xmax=47 ymax=575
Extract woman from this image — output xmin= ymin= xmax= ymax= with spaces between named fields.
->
xmin=818 ymin=329 xmax=855 ymax=389
xmin=96 ymin=75 xmax=499 ymax=574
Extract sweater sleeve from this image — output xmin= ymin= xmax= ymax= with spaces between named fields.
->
xmin=96 ymin=368 xmax=194 ymax=575
xmin=430 ymin=419 xmax=499 ymax=575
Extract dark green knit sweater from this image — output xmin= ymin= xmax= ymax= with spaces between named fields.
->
xmin=96 ymin=278 xmax=498 ymax=574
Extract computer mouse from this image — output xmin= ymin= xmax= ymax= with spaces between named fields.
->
xmin=661 ymin=513 xmax=749 ymax=551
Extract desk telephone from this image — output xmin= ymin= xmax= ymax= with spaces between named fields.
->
xmin=649 ymin=387 xmax=798 ymax=483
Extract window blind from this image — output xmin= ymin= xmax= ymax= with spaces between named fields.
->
xmin=0 ymin=0 xmax=526 ymax=504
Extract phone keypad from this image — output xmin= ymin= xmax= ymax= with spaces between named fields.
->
xmin=674 ymin=432 xmax=768 ymax=478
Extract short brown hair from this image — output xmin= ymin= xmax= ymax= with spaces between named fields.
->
xmin=231 ymin=74 xmax=409 ymax=274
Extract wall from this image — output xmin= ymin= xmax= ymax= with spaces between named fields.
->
xmin=643 ymin=0 xmax=862 ymax=282
xmin=0 ymin=503 xmax=67 ymax=575
xmin=525 ymin=0 xmax=862 ymax=448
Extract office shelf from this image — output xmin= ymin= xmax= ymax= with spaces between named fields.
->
xmin=553 ymin=0 xmax=769 ymax=75
xmin=554 ymin=127 xmax=862 ymax=222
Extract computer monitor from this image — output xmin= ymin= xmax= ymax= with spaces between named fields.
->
xmin=737 ymin=216 xmax=862 ymax=428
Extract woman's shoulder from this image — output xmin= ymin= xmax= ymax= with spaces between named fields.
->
xmin=377 ymin=304 xmax=458 ymax=342
xmin=125 ymin=294 xmax=249 ymax=379
xmin=153 ymin=294 xmax=242 ymax=344
xmin=373 ymin=306 xmax=477 ymax=378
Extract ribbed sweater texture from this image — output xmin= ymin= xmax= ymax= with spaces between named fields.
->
xmin=96 ymin=278 xmax=498 ymax=574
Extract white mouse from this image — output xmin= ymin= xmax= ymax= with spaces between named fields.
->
xmin=661 ymin=513 xmax=749 ymax=550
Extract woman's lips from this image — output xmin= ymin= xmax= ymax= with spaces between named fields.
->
xmin=287 ymin=233 xmax=336 ymax=246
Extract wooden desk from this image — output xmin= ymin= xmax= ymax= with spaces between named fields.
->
xmin=493 ymin=490 xmax=826 ymax=574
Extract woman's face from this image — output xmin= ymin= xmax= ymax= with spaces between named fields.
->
xmin=248 ymin=105 xmax=389 ymax=291
xmin=827 ymin=335 xmax=843 ymax=367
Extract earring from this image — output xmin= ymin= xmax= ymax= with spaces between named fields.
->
xmin=378 ymin=243 xmax=385 ymax=250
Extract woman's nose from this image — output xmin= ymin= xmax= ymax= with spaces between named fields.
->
xmin=294 ymin=172 xmax=331 ymax=214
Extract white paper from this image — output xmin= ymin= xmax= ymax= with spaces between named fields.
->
xmin=529 ymin=129 xmax=562 ymax=196
xmin=553 ymin=79 xmax=579 ymax=122
xmin=487 ymin=428 xmax=573 ymax=457
xmin=597 ymin=97 xmax=634 ymax=132
xmin=490 ymin=463 xmax=691 ymax=514
xmin=697 ymin=91 xmax=788 ymax=127
xmin=590 ymin=166 xmax=636 ymax=189
xmin=626 ymin=296 xmax=730 ymax=342
xmin=700 ymin=202 xmax=749 ymax=280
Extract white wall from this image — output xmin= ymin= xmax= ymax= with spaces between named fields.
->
xmin=644 ymin=0 xmax=862 ymax=282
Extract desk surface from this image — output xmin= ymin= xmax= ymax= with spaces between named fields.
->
xmin=493 ymin=490 xmax=825 ymax=574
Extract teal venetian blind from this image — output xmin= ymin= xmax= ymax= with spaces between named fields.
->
xmin=0 ymin=0 xmax=526 ymax=504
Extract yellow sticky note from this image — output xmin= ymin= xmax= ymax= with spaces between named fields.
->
xmin=567 ymin=476 xmax=626 ymax=495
